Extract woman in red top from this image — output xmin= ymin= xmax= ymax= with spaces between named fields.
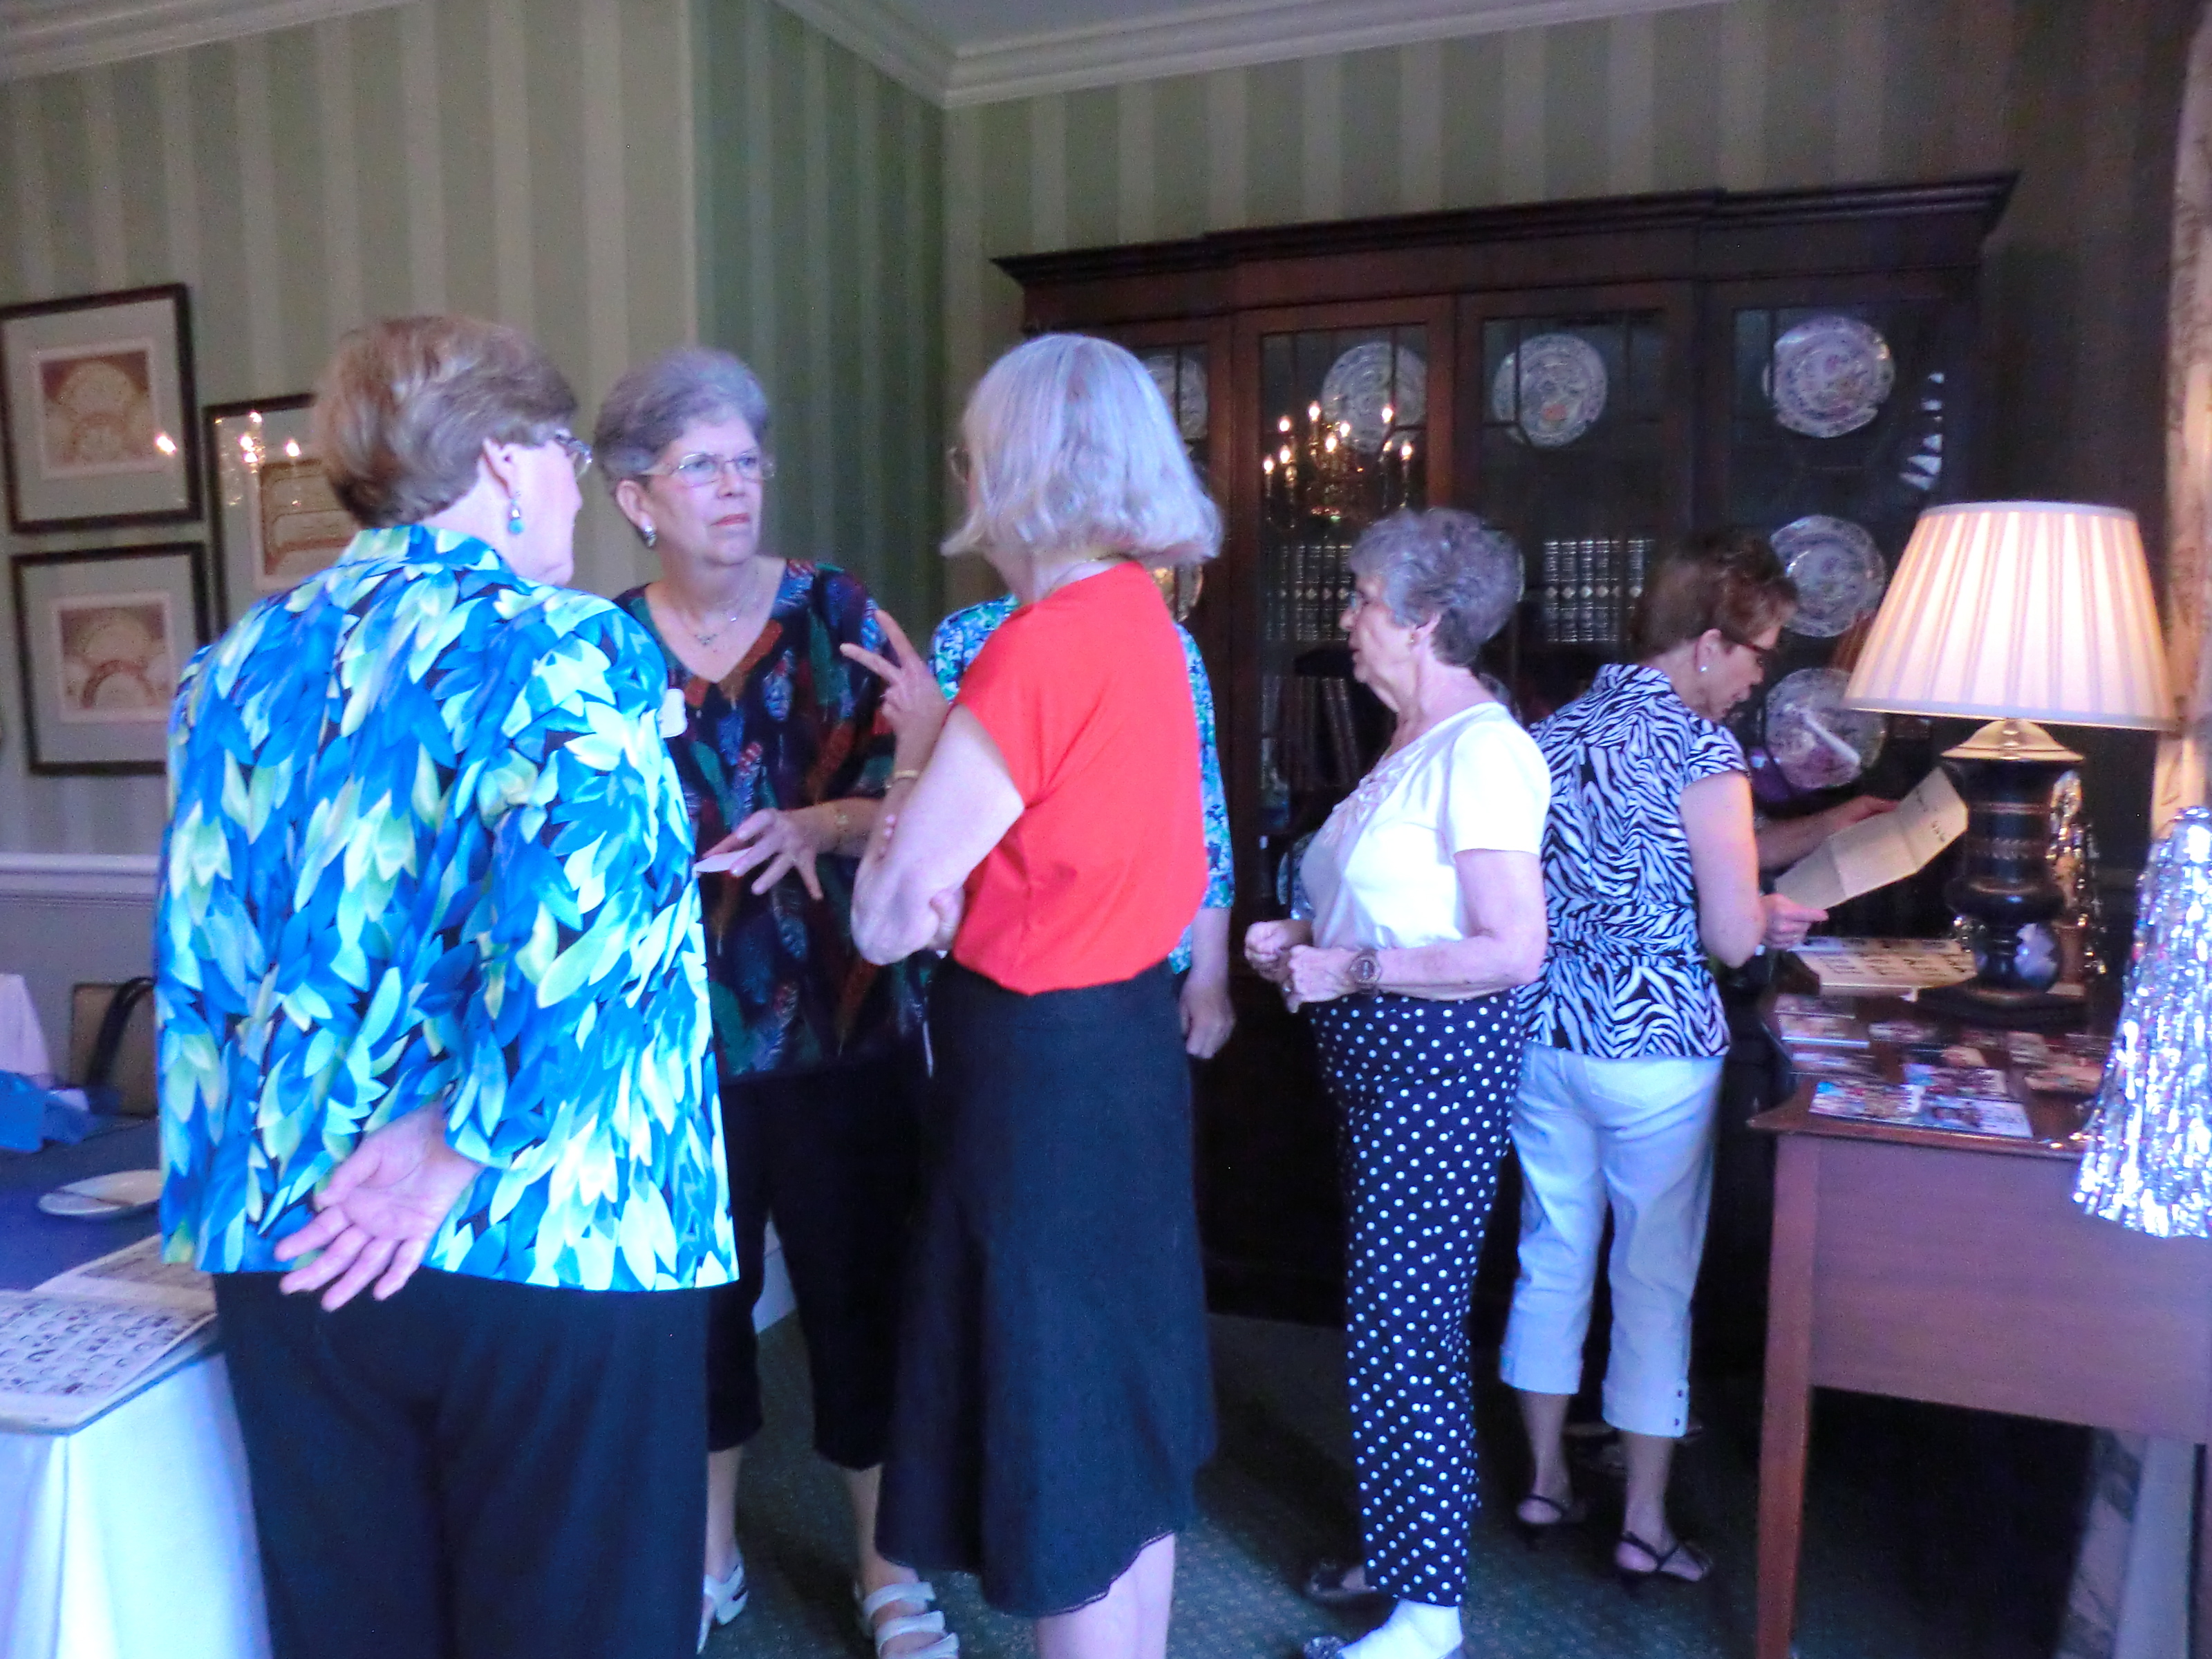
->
xmin=849 ymin=334 xmax=1219 ymax=1659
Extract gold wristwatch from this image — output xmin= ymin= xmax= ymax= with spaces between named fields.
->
xmin=1349 ymin=948 xmax=1382 ymax=993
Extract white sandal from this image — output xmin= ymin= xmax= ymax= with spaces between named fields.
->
xmin=699 ymin=1548 xmax=749 ymax=1651
xmin=856 ymin=1580 xmax=959 ymax=1659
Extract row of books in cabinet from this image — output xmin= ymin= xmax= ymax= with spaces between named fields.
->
xmin=1263 ymin=541 xmax=1355 ymax=646
xmin=1537 ymin=536 xmax=1655 ymax=647
xmin=1261 ymin=672 xmax=1366 ymax=800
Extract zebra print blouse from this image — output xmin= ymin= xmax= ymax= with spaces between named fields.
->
xmin=1521 ymin=663 xmax=1745 ymax=1060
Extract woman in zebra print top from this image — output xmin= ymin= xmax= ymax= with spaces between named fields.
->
xmin=1500 ymin=530 xmax=1827 ymax=1590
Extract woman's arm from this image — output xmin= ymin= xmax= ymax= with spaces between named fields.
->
xmin=1682 ymin=771 xmax=1826 ymax=966
xmin=1753 ymin=794 xmax=1897 ymax=872
xmin=1280 ymin=849 xmax=1548 ymax=1007
xmin=850 ymin=707 xmax=1023 ymax=964
xmin=1179 ymin=906 xmax=1235 ymax=1058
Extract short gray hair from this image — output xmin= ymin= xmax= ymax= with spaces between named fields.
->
xmin=1347 ymin=509 xmax=1523 ymax=668
xmin=592 ymin=346 xmax=773 ymax=487
xmin=943 ymin=334 xmax=1220 ymax=568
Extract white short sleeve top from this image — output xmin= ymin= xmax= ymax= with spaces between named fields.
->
xmin=1300 ymin=701 xmax=1552 ymax=952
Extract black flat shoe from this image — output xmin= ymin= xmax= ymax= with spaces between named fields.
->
xmin=1299 ymin=1560 xmax=1385 ymax=1608
xmin=1302 ymin=1640 xmax=1463 ymax=1659
xmin=1615 ymin=1531 xmax=1712 ymax=1595
xmin=1510 ymin=1490 xmax=1589 ymax=1550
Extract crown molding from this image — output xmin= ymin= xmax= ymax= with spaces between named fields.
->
xmin=0 ymin=852 xmax=158 ymax=905
xmin=771 ymin=0 xmax=954 ymax=103
xmin=3 ymin=0 xmax=1723 ymax=107
xmin=0 ymin=0 xmax=407 ymax=82
xmin=935 ymin=0 xmax=1725 ymax=108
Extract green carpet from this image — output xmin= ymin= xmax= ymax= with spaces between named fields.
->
xmin=709 ymin=1314 xmax=2084 ymax=1659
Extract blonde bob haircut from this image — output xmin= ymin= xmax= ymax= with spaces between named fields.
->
xmin=314 ymin=315 xmax=577 ymax=527
xmin=943 ymin=334 xmax=1221 ymax=569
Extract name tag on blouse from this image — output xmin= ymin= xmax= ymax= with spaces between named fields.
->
xmin=659 ymin=688 xmax=687 ymax=739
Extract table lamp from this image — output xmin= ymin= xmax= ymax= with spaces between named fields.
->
xmin=1843 ymin=502 xmax=2174 ymax=1026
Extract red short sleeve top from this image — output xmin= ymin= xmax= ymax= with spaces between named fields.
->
xmin=950 ymin=561 xmax=1208 ymax=995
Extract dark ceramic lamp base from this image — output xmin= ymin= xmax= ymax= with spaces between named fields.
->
xmin=1929 ymin=719 xmax=2087 ymax=1033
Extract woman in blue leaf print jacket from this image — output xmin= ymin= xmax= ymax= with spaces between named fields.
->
xmin=155 ymin=316 xmax=736 ymax=1659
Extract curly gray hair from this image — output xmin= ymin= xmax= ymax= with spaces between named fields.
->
xmin=592 ymin=346 xmax=772 ymax=489
xmin=1346 ymin=508 xmax=1523 ymax=668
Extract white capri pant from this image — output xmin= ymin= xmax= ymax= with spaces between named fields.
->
xmin=1499 ymin=1042 xmax=1724 ymax=1438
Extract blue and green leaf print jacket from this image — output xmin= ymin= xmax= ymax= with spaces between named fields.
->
xmin=156 ymin=527 xmax=738 ymax=1291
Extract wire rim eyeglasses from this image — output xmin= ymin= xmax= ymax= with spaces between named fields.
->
xmin=647 ymin=451 xmax=777 ymax=489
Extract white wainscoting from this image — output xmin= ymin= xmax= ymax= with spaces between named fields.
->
xmin=0 ymin=854 xmax=160 ymax=1062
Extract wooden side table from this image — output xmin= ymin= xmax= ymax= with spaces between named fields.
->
xmin=1750 ymin=1096 xmax=2212 ymax=1659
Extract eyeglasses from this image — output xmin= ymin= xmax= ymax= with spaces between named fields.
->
xmin=648 ymin=450 xmax=776 ymax=489
xmin=550 ymin=431 xmax=594 ymax=479
xmin=1720 ymin=629 xmax=1775 ymax=668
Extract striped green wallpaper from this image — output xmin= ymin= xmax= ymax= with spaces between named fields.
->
xmin=0 ymin=0 xmax=948 ymax=857
xmin=0 ymin=0 xmax=698 ymax=854
xmin=695 ymin=0 xmax=945 ymax=630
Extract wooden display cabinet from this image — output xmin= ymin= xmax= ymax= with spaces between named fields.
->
xmin=1002 ymin=176 xmax=2015 ymax=1322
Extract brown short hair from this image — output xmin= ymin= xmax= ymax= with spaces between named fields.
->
xmin=312 ymin=316 xmax=577 ymax=527
xmin=1631 ymin=528 xmax=1797 ymax=657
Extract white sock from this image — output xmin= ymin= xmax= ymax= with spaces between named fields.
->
xmin=1340 ymin=1599 xmax=1461 ymax=1659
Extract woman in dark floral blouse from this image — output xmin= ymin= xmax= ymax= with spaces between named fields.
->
xmin=595 ymin=348 xmax=951 ymax=1659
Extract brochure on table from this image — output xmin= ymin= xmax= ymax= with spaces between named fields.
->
xmin=0 ymin=1237 xmax=215 ymax=1433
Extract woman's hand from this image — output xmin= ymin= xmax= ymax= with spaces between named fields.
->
xmin=1759 ymin=892 xmax=1828 ymax=951
xmin=1282 ymin=946 xmax=1361 ymax=1011
xmin=926 ymin=883 xmax=964 ymax=953
xmin=1243 ymin=919 xmax=1312 ymax=985
xmin=273 ymin=1108 xmax=485 ymax=1311
xmin=1180 ymin=974 xmax=1235 ymax=1058
xmin=841 ymin=610 xmax=948 ymax=765
xmin=700 ymin=808 xmax=834 ymax=899
xmin=1181 ymin=908 xmax=1236 ymax=1058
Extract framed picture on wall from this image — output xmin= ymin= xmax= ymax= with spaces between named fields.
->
xmin=0 ymin=285 xmax=200 ymax=532
xmin=205 ymin=394 xmax=359 ymax=621
xmin=9 ymin=543 xmax=209 ymax=774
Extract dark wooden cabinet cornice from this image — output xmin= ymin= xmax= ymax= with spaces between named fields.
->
xmin=1000 ymin=173 xmax=2018 ymax=327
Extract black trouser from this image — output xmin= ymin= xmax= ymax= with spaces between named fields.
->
xmin=706 ymin=1047 xmax=922 ymax=1463
xmin=214 ymin=1269 xmax=708 ymax=1659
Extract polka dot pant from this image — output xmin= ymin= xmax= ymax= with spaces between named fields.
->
xmin=1311 ymin=989 xmax=1522 ymax=1607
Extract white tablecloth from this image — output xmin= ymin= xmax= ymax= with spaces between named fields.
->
xmin=0 ymin=1354 xmax=269 ymax=1659
xmin=0 ymin=974 xmax=50 ymax=1080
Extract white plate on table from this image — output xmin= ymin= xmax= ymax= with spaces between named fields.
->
xmin=39 ymin=1168 xmax=163 ymax=1219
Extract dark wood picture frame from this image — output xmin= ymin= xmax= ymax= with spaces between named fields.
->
xmin=0 ymin=283 xmax=201 ymax=533
xmin=10 ymin=541 xmax=209 ymax=774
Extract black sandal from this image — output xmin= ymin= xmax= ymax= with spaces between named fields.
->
xmin=1615 ymin=1530 xmax=1712 ymax=1594
xmin=1510 ymin=1492 xmax=1588 ymax=1550
xmin=1298 ymin=1559 xmax=1385 ymax=1608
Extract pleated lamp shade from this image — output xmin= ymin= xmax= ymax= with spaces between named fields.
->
xmin=1844 ymin=502 xmax=2175 ymax=731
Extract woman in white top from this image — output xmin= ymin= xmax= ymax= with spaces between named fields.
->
xmin=1246 ymin=509 xmax=1550 ymax=1659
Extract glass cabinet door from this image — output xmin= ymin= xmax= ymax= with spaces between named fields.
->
xmin=1456 ymin=291 xmax=1691 ymax=725
xmin=1709 ymin=276 xmax=1973 ymax=934
xmin=1130 ymin=341 xmax=1214 ymax=621
xmin=1248 ymin=318 xmax=1434 ymax=908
